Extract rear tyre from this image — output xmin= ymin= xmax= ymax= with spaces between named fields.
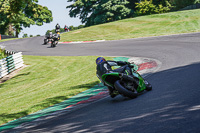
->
xmin=51 ymin=41 xmax=56 ymax=47
xmin=114 ymin=80 xmax=138 ymax=99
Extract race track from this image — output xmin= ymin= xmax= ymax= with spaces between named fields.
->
xmin=1 ymin=32 xmax=200 ymax=132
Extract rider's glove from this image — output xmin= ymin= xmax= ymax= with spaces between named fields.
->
xmin=127 ymin=62 xmax=135 ymax=68
xmin=117 ymin=61 xmax=127 ymax=66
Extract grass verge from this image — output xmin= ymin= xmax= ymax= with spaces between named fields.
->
xmin=60 ymin=9 xmax=200 ymax=42
xmin=0 ymin=38 xmax=20 ymax=43
xmin=0 ymin=55 xmax=112 ymax=125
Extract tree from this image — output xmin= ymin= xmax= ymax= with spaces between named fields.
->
xmin=135 ymin=0 xmax=171 ymax=16
xmin=78 ymin=25 xmax=85 ymax=29
xmin=67 ymin=0 xmax=131 ymax=26
xmin=0 ymin=0 xmax=53 ymax=37
xmin=23 ymin=33 xmax=28 ymax=38
xmin=126 ymin=0 xmax=141 ymax=12
xmin=152 ymin=0 xmax=168 ymax=5
xmin=169 ymin=0 xmax=196 ymax=10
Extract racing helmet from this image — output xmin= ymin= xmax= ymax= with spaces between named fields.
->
xmin=96 ymin=57 xmax=106 ymax=65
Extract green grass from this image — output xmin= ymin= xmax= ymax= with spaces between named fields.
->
xmin=60 ymin=9 xmax=200 ymax=42
xmin=0 ymin=38 xmax=20 ymax=43
xmin=0 ymin=55 xmax=112 ymax=125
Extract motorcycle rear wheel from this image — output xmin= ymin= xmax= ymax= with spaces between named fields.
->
xmin=114 ymin=80 xmax=138 ymax=99
xmin=51 ymin=42 xmax=55 ymax=47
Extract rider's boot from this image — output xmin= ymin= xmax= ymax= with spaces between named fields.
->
xmin=107 ymin=86 xmax=117 ymax=98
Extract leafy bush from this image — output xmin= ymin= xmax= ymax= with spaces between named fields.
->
xmin=135 ymin=0 xmax=171 ymax=16
xmin=194 ymin=0 xmax=200 ymax=4
xmin=23 ymin=34 xmax=28 ymax=38
xmin=0 ymin=48 xmax=7 ymax=59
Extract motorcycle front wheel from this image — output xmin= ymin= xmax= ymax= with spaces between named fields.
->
xmin=144 ymin=80 xmax=152 ymax=91
xmin=114 ymin=80 xmax=138 ymax=99
xmin=44 ymin=39 xmax=48 ymax=44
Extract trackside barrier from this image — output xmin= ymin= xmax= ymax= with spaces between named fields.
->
xmin=0 ymin=52 xmax=24 ymax=78
xmin=180 ymin=3 xmax=200 ymax=11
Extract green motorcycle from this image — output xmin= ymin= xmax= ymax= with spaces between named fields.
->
xmin=97 ymin=63 xmax=152 ymax=99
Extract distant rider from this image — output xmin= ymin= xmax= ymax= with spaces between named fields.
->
xmin=45 ymin=31 xmax=52 ymax=40
xmin=48 ymin=32 xmax=53 ymax=39
xmin=55 ymin=23 xmax=60 ymax=40
xmin=64 ymin=25 xmax=69 ymax=32
xmin=55 ymin=23 xmax=60 ymax=33
xmin=96 ymin=57 xmax=134 ymax=98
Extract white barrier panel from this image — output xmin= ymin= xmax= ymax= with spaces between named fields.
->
xmin=0 ymin=71 xmax=8 ymax=76
xmin=0 ymin=63 xmax=7 ymax=68
xmin=0 ymin=52 xmax=24 ymax=79
xmin=14 ymin=58 xmax=23 ymax=64
xmin=0 ymin=71 xmax=8 ymax=77
xmin=13 ymin=54 xmax=22 ymax=59
xmin=0 ymin=66 xmax=8 ymax=71
xmin=0 ymin=60 xmax=7 ymax=65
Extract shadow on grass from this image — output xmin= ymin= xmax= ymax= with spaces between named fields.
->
xmin=70 ymin=81 xmax=100 ymax=90
xmin=0 ymin=111 xmax=29 ymax=125
xmin=0 ymin=72 xmax=31 ymax=87
xmin=11 ymin=72 xmax=31 ymax=79
xmin=0 ymin=96 xmax=68 ymax=126
xmin=0 ymin=81 xmax=102 ymax=127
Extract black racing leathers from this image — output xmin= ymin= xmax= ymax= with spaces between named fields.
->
xmin=96 ymin=61 xmax=128 ymax=83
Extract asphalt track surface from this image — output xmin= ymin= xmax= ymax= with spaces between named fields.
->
xmin=1 ymin=32 xmax=200 ymax=132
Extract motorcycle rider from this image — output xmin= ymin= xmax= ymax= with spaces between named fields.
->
xmin=55 ymin=23 xmax=60 ymax=32
xmin=64 ymin=25 xmax=69 ymax=32
xmin=96 ymin=57 xmax=135 ymax=98
xmin=55 ymin=23 xmax=60 ymax=40
xmin=44 ymin=31 xmax=53 ymax=44
xmin=48 ymin=31 xmax=53 ymax=39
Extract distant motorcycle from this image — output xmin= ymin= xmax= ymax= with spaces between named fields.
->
xmin=44 ymin=36 xmax=51 ymax=45
xmin=64 ymin=28 xmax=69 ymax=32
xmin=44 ymin=32 xmax=53 ymax=45
xmin=51 ymin=34 xmax=59 ymax=47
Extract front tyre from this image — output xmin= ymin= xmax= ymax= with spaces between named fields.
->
xmin=44 ymin=39 xmax=48 ymax=44
xmin=144 ymin=80 xmax=152 ymax=91
xmin=114 ymin=80 xmax=138 ymax=99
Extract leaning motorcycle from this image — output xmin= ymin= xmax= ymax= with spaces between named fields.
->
xmin=51 ymin=34 xmax=59 ymax=47
xmin=97 ymin=63 xmax=152 ymax=99
xmin=44 ymin=36 xmax=50 ymax=44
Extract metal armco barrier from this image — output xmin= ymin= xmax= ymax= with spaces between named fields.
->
xmin=0 ymin=52 xmax=24 ymax=78
xmin=1 ymin=35 xmax=16 ymax=40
